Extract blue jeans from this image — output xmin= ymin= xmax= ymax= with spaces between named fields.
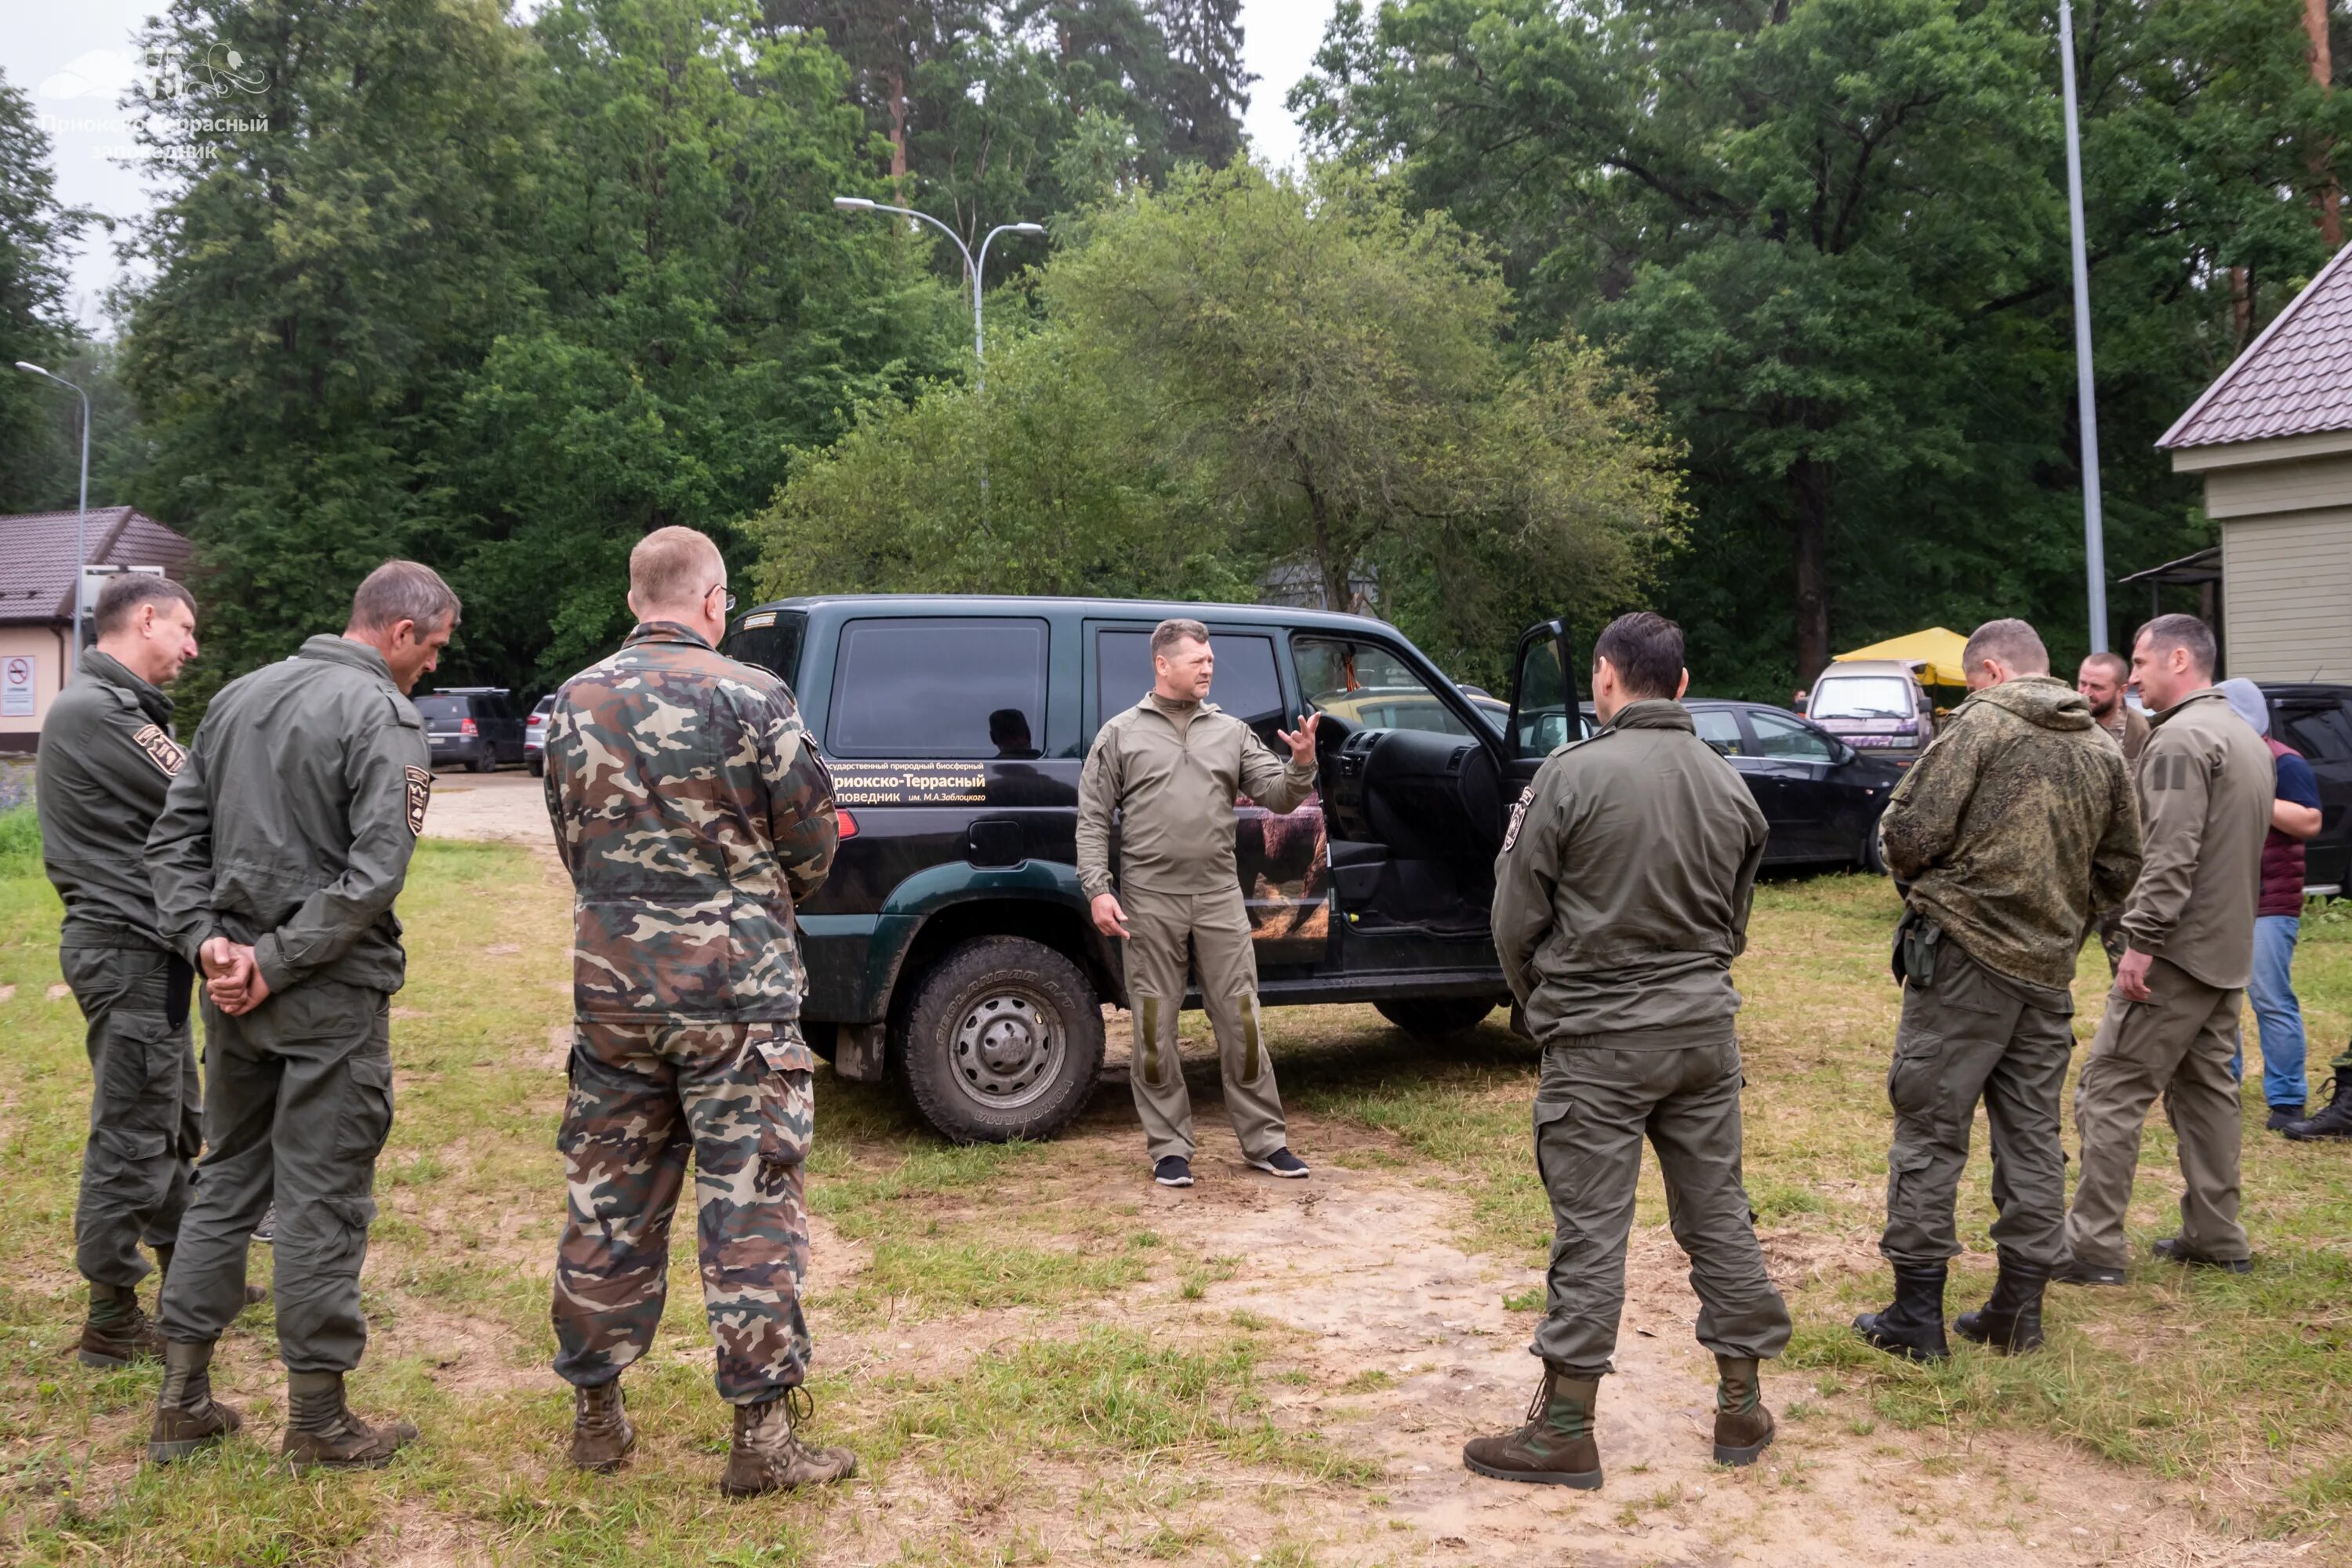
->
xmin=2238 ymin=914 xmax=2307 ymax=1108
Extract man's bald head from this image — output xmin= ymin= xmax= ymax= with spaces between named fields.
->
xmin=628 ymin=527 xmax=726 ymax=620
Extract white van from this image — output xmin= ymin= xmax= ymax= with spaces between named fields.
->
xmin=1805 ymin=659 xmax=1936 ymax=766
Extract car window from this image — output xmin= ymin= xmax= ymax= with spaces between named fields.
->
xmin=2281 ymin=703 xmax=2352 ymax=762
xmin=1809 ymin=676 xmax=1914 ymax=721
xmin=1293 ymin=636 xmax=1473 ymax=737
xmin=1095 ymin=630 xmax=1284 ymax=726
xmin=1691 ymin=709 xmax=1744 ymax=755
xmin=415 ymin=695 xmax=464 ymax=722
xmin=827 ymin=617 xmax=1049 ymax=759
xmin=1748 ymin=708 xmax=1835 ymax=762
xmin=724 ymin=609 xmax=808 ymax=687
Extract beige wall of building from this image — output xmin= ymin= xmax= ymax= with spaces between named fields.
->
xmin=2172 ymin=432 xmax=2352 ymax=684
xmin=0 ymin=623 xmax=74 ymax=750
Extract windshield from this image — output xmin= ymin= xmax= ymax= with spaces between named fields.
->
xmin=1810 ymin=676 xmax=1914 ymax=721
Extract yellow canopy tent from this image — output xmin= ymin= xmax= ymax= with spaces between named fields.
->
xmin=1832 ymin=627 xmax=1970 ymax=688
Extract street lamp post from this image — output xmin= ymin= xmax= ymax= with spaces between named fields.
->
xmin=834 ymin=197 xmax=1046 ymax=390
xmin=2057 ymin=0 xmax=2109 ymax=653
xmin=16 ymin=361 xmax=92 ymax=675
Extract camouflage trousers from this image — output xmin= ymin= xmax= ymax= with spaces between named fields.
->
xmin=551 ymin=1018 xmax=815 ymax=1405
xmin=64 ymin=941 xmax=201 ymax=1288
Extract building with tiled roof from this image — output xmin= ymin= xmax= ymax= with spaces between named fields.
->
xmin=0 ymin=507 xmax=194 ymax=753
xmin=2156 ymin=244 xmax=2352 ymax=682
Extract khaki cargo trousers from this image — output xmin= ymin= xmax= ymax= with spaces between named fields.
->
xmin=1530 ymin=1036 xmax=1791 ymax=1374
xmin=159 ymin=982 xmax=395 ymax=1372
xmin=64 ymin=941 xmax=201 ymax=1288
xmin=2063 ymin=956 xmax=2249 ymax=1269
xmin=1880 ymin=941 xmax=2073 ymax=1270
xmin=1121 ymin=885 xmax=1287 ymax=1163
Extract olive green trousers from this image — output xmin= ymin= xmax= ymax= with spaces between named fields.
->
xmin=1120 ymin=885 xmax=1287 ymax=1164
xmin=64 ymin=941 xmax=200 ymax=1287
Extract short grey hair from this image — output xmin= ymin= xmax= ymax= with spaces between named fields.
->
xmin=2136 ymin=613 xmax=2216 ymax=678
xmin=1151 ymin=618 xmax=1209 ymax=658
xmin=348 ymin=560 xmax=461 ymax=635
xmin=630 ymin=525 xmax=725 ymax=612
xmin=93 ymin=575 xmax=195 ymax=637
xmin=1963 ymin=618 xmax=2049 ymax=677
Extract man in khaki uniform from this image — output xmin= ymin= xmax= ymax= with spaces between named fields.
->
xmin=2076 ymin=651 xmax=2151 ymax=972
xmin=1853 ymin=620 xmax=2140 ymax=1363
xmin=1077 ymin=619 xmax=1321 ymax=1188
xmin=2060 ymin=615 xmax=2273 ymax=1283
xmin=1463 ymin=613 xmax=1787 ymax=1491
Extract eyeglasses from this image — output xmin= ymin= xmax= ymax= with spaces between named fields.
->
xmin=708 ymin=584 xmax=737 ymax=615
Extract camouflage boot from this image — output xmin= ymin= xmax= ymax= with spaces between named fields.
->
xmin=80 ymin=1279 xmax=167 ymax=1368
xmin=147 ymin=1339 xmax=244 ymax=1463
xmin=1711 ymin=1356 xmax=1775 ymax=1465
xmin=280 ymin=1370 xmax=418 ymax=1472
xmin=1461 ymin=1363 xmax=1603 ymax=1489
xmin=720 ymin=1388 xmax=858 ymax=1497
xmin=1953 ymin=1256 xmax=2047 ymax=1353
xmin=569 ymin=1381 xmax=636 ymax=1473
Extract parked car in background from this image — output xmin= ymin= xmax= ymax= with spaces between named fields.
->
xmin=416 ymin=688 xmax=528 ymax=774
xmin=1686 ymin=701 xmax=1904 ymax=871
xmin=1804 ymin=659 xmax=1938 ymax=766
xmin=2260 ymin=683 xmax=2352 ymax=896
xmin=719 ymin=594 xmax=1600 ymax=1144
xmin=524 ymin=694 xmax=555 ymax=777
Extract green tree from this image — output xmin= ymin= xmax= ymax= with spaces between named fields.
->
xmin=0 ymin=68 xmax=90 ymax=511
xmin=1299 ymin=0 xmax=2348 ymax=692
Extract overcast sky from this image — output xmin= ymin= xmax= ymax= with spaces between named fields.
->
xmin=3 ymin=2 xmax=1340 ymax=334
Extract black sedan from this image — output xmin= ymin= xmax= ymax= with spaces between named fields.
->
xmin=1686 ymin=700 xmax=1904 ymax=871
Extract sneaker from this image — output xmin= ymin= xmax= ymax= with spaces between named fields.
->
xmin=2152 ymin=1237 xmax=2252 ymax=1274
xmin=2050 ymin=1256 xmax=2125 ymax=1287
xmin=1247 ymin=1148 xmax=1310 ymax=1179
xmin=252 ymin=1203 xmax=278 ymax=1244
xmin=2267 ymin=1104 xmax=2307 ymax=1132
xmin=1152 ymin=1156 xmax=1194 ymax=1188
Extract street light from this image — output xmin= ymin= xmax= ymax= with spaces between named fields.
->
xmin=834 ymin=196 xmax=1047 ymax=390
xmin=15 ymin=360 xmax=91 ymax=675
xmin=2057 ymin=0 xmax=2108 ymax=652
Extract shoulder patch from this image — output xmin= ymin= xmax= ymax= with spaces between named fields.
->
xmin=403 ymin=764 xmax=432 ymax=835
xmin=130 ymin=724 xmax=187 ymax=778
xmin=1501 ymin=782 xmax=1535 ymax=853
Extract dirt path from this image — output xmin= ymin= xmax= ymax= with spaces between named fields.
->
xmin=418 ymin=768 xmax=550 ymax=847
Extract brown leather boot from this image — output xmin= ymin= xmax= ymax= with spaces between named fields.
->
xmin=81 ymin=1279 xmax=167 ymax=1368
xmin=1711 ymin=1356 xmax=1775 ymax=1465
xmin=569 ymin=1381 xmax=636 ymax=1472
xmin=279 ymin=1370 xmax=418 ymax=1471
xmin=719 ymin=1388 xmax=857 ymax=1496
xmin=1461 ymin=1363 xmax=1603 ymax=1488
xmin=147 ymin=1339 xmax=244 ymax=1463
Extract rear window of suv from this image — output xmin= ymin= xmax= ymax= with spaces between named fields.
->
xmin=827 ymin=617 xmax=1050 ymax=758
xmin=415 ymin=696 xmax=466 ymax=722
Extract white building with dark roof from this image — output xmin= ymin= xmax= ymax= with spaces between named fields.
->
xmin=2157 ymin=242 xmax=2352 ymax=681
xmin=0 ymin=507 xmax=194 ymax=753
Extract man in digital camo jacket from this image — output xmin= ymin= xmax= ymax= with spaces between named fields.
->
xmin=541 ymin=526 xmax=851 ymax=1495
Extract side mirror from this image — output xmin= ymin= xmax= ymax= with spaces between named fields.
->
xmin=1504 ymin=619 xmax=1579 ymax=761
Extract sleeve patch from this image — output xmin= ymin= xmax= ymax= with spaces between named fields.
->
xmin=404 ymin=764 xmax=433 ymax=835
xmin=1501 ymin=783 xmax=1534 ymax=853
xmin=131 ymin=724 xmax=187 ymax=777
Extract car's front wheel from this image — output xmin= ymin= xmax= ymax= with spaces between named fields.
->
xmin=1374 ymin=996 xmax=1503 ymax=1042
xmin=898 ymin=936 xmax=1105 ymax=1144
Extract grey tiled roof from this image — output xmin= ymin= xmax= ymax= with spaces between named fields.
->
xmin=2161 ymin=242 xmax=2352 ymax=449
xmin=0 ymin=508 xmax=194 ymax=625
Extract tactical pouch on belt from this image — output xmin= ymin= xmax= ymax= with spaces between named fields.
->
xmin=1891 ymin=908 xmax=1941 ymax=989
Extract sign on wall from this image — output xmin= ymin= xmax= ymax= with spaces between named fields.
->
xmin=2 ymin=655 xmax=34 ymax=718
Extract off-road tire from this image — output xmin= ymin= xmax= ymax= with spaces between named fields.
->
xmin=899 ymin=937 xmax=1104 ymax=1144
xmin=1375 ymin=996 xmax=1501 ymax=1042
xmin=468 ymin=752 xmax=492 ymax=775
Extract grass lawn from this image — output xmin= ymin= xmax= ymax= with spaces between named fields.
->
xmin=1 ymin=815 xmax=2348 ymax=1563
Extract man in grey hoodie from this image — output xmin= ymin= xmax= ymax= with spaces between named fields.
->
xmin=1854 ymin=620 xmax=2141 ymax=1362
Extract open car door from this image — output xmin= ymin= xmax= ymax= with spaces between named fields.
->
xmin=1500 ymin=619 xmax=1583 ymax=815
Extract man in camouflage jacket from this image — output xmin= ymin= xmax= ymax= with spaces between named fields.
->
xmin=1853 ymin=620 xmax=2140 ymax=1364
xmin=541 ymin=527 xmax=851 ymax=1496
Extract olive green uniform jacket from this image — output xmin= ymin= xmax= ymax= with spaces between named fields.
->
xmin=1076 ymin=692 xmax=1317 ymax=900
xmin=1491 ymin=699 xmax=1767 ymax=1046
xmin=147 ymin=634 xmax=432 ymax=996
xmin=36 ymin=649 xmax=187 ymax=948
xmin=2120 ymin=687 xmax=2274 ymax=989
xmin=1878 ymin=674 xmax=2143 ymax=992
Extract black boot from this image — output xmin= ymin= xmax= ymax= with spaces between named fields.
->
xmin=1853 ymin=1263 xmax=1948 ymax=1363
xmin=2284 ymin=1073 xmax=2352 ymax=1142
xmin=1952 ymin=1256 xmax=2047 ymax=1353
